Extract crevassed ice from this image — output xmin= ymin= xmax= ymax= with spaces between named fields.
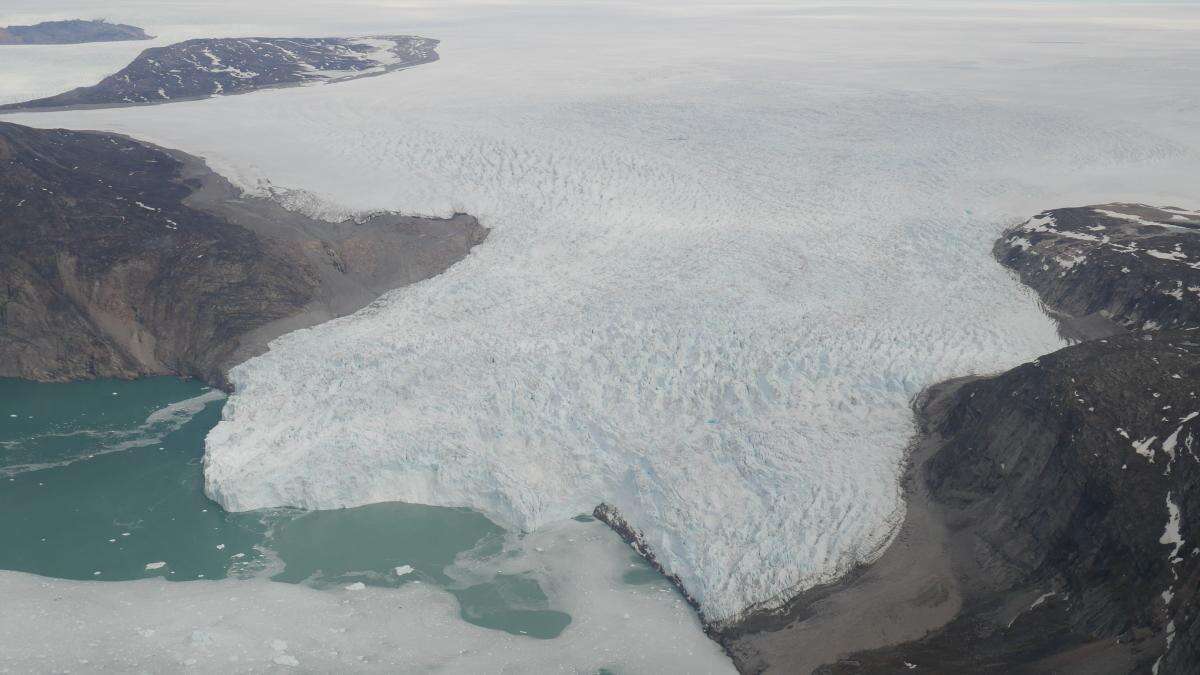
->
xmin=10 ymin=0 xmax=1200 ymax=621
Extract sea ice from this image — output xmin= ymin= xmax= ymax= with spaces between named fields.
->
xmin=4 ymin=0 xmax=1200 ymax=623
xmin=0 ymin=519 xmax=732 ymax=673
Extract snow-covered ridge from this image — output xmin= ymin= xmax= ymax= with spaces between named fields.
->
xmin=997 ymin=204 xmax=1200 ymax=333
xmin=0 ymin=35 xmax=439 ymax=110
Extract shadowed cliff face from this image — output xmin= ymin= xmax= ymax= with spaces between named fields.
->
xmin=882 ymin=331 xmax=1199 ymax=673
xmin=0 ymin=122 xmax=486 ymax=388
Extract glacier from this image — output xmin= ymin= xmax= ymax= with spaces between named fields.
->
xmin=5 ymin=0 xmax=1200 ymax=623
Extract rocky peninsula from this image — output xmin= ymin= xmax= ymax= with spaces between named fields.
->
xmin=0 ymin=121 xmax=486 ymax=389
xmin=0 ymin=19 xmax=150 ymax=45
xmin=0 ymin=35 xmax=438 ymax=111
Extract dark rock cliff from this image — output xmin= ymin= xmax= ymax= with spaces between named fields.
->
xmin=0 ymin=121 xmax=486 ymax=388
xmin=833 ymin=332 xmax=1199 ymax=673
xmin=829 ymin=205 xmax=1200 ymax=673
xmin=995 ymin=204 xmax=1200 ymax=334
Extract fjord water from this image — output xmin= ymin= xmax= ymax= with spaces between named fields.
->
xmin=0 ymin=377 xmax=576 ymax=639
xmin=0 ymin=377 xmax=262 ymax=582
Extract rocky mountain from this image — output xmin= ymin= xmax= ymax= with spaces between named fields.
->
xmin=823 ymin=331 xmax=1200 ymax=673
xmin=996 ymin=204 xmax=1200 ymax=336
xmin=0 ymin=35 xmax=438 ymax=111
xmin=716 ymin=204 xmax=1200 ymax=673
xmin=0 ymin=121 xmax=485 ymax=388
xmin=0 ymin=19 xmax=150 ymax=45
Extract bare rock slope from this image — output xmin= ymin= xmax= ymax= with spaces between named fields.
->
xmin=0 ymin=121 xmax=486 ymax=388
xmin=996 ymin=204 xmax=1200 ymax=334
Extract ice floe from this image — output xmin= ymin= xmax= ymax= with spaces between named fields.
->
xmin=0 ymin=518 xmax=731 ymax=672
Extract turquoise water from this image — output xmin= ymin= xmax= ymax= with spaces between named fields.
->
xmin=0 ymin=378 xmax=260 ymax=581
xmin=0 ymin=377 xmax=608 ymax=639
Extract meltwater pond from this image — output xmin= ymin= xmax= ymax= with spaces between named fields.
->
xmin=0 ymin=377 xmax=619 ymax=641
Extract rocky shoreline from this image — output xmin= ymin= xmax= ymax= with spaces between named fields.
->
xmin=669 ymin=204 xmax=1200 ymax=673
xmin=0 ymin=121 xmax=486 ymax=389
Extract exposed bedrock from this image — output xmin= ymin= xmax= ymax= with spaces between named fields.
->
xmin=717 ymin=204 xmax=1200 ymax=673
xmin=996 ymin=203 xmax=1200 ymax=337
xmin=835 ymin=331 xmax=1200 ymax=673
xmin=0 ymin=121 xmax=486 ymax=389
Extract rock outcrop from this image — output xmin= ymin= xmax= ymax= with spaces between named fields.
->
xmin=0 ymin=121 xmax=486 ymax=388
xmin=824 ymin=330 xmax=1199 ymax=673
xmin=0 ymin=36 xmax=438 ymax=111
xmin=995 ymin=204 xmax=1200 ymax=335
xmin=0 ymin=19 xmax=150 ymax=45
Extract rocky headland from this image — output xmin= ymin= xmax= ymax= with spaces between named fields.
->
xmin=0 ymin=35 xmax=438 ymax=111
xmin=0 ymin=121 xmax=486 ymax=389
xmin=710 ymin=204 xmax=1200 ymax=673
xmin=0 ymin=19 xmax=151 ymax=45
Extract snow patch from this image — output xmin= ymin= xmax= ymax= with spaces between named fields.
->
xmin=1029 ymin=591 xmax=1056 ymax=610
xmin=1133 ymin=436 xmax=1159 ymax=462
xmin=1161 ymin=492 xmax=1184 ymax=563
xmin=1147 ymin=249 xmax=1188 ymax=262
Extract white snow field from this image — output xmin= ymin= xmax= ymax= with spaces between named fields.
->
xmin=5 ymin=0 xmax=1200 ymax=625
